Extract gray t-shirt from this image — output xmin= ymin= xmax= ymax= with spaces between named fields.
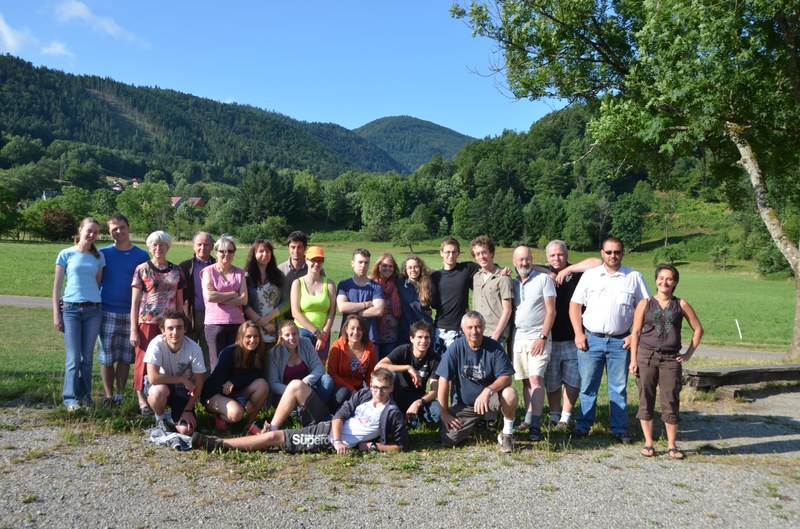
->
xmin=513 ymin=271 xmax=556 ymax=340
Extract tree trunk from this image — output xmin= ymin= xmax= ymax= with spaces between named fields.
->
xmin=727 ymin=123 xmax=800 ymax=358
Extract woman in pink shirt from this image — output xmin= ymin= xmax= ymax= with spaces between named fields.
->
xmin=202 ymin=235 xmax=247 ymax=371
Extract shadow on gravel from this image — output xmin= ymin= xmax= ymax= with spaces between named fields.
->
xmin=678 ymin=386 xmax=800 ymax=456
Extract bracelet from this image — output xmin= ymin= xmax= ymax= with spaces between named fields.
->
xmin=333 ymin=439 xmax=344 ymax=445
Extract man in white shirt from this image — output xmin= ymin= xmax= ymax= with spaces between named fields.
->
xmin=144 ymin=311 xmax=206 ymax=436
xmin=569 ymin=236 xmax=650 ymax=443
xmin=192 ymin=368 xmax=407 ymax=454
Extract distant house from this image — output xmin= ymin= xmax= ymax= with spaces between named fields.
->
xmin=170 ymin=197 xmax=206 ymax=209
xmin=111 ymin=181 xmax=124 ymax=192
xmin=41 ymin=190 xmax=60 ymax=200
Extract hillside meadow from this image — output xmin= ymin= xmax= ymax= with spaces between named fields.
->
xmin=0 ymin=238 xmax=793 ymax=350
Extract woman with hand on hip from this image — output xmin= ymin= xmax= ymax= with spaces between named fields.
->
xmin=53 ymin=217 xmax=105 ymax=411
xmin=630 ymin=264 xmax=703 ymax=460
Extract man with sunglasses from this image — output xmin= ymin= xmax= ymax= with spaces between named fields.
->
xmin=568 ymin=236 xmax=650 ymax=444
xmin=192 ymin=367 xmax=407 ymax=453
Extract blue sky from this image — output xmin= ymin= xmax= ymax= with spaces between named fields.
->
xmin=0 ymin=1 xmax=560 ymax=139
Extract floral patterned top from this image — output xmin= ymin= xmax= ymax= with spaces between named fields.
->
xmin=132 ymin=261 xmax=186 ymax=325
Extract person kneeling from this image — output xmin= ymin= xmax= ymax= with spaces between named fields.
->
xmin=144 ymin=311 xmax=206 ymax=435
xmin=192 ymin=368 xmax=407 ymax=454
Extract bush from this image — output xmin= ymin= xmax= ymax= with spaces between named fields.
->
xmin=235 ymin=216 xmax=290 ymax=245
xmin=41 ymin=207 xmax=77 ymax=242
xmin=652 ymin=244 xmax=687 ymax=265
xmin=710 ymin=245 xmax=731 ymax=270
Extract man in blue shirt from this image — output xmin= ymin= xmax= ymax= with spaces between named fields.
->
xmin=98 ymin=214 xmax=149 ymax=406
xmin=437 ymin=311 xmax=519 ymax=453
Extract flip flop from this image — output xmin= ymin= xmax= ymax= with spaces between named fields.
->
xmin=668 ymin=448 xmax=685 ymax=460
xmin=640 ymin=445 xmax=655 ymax=457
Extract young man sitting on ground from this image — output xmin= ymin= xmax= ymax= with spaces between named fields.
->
xmin=192 ymin=367 xmax=407 ymax=454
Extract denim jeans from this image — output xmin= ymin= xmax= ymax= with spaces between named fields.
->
xmin=576 ymin=333 xmax=630 ymax=435
xmin=312 ymin=374 xmax=335 ymax=407
xmin=61 ymin=302 xmax=102 ymax=406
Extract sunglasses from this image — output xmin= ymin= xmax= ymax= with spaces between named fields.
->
xmin=217 ymin=249 xmax=236 ymax=255
xmin=603 ymin=250 xmax=622 ymax=256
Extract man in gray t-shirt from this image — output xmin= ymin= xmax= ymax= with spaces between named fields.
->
xmin=511 ymin=246 xmax=556 ymax=441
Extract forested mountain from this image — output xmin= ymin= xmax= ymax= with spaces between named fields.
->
xmin=0 ymin=54 xmax=465 ymax=179
xmin=355 ymin=116 xmax=475 ymax=173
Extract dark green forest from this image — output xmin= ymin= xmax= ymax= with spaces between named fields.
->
xmin=0 ymin=53 xmax=794 ymax=276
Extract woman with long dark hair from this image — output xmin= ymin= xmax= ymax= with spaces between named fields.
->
xmin=243 ymin=239 xmax=286 ymax=345
xmin=202 ymin=321 xmax=270 ymax=433
xmin=327 ymin=314 xmax=377 ymax=409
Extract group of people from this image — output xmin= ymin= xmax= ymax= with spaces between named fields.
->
xmin=53 ymin=217 xmax=703 ymax=458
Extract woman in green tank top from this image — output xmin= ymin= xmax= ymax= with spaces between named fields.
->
xmin=290 ymin=246 xmax=336 ymax=362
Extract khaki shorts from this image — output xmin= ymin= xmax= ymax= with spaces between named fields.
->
xmin=512 ymin=339 xmax=552 ymax=380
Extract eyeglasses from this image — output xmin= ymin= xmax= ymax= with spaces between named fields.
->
xmin=370 ymin=385 xmax=391 ymax=392
xmin=310 ymin=258 xmax=324 ymax=264
xmin=603 ymin=250 xmax=622 ymax=256
xmin=217 ymin=249 xmax=236 ymax=255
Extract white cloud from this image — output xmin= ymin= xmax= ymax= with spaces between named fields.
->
xmin=42 ymin=40 xmax=74 ymax=59
xmin=0 ymin=13 xmax=38 ymax=53
xmin=54 ymin=0 xmax=142 ymax=45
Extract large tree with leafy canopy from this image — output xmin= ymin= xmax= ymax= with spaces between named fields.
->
xmin=452 ymin=0 xmax=800 ymax=356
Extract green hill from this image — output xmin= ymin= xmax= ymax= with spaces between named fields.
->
xmin=355 ymin=116 xmax=476 ymax=172
xmin=0 ymin=54 xmax=465 ymax=178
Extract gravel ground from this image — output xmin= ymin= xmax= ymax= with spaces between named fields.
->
xmin=2 ymin=384 xmax=799 ymax=529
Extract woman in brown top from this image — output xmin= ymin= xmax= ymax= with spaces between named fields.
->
xmin=629 ymin=264 xmax=703 ymax=459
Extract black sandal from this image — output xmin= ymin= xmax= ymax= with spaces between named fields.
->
xmin=640 ymin=445 xmax=655 ymax=457
xmin=668 ymin=448 xmax=685 ymax=460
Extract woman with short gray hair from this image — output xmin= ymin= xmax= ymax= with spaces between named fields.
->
xmin=131 ymin=230 xmax=186 ymax=416
xmin=202 ymin=235 xmax=248 ymax=370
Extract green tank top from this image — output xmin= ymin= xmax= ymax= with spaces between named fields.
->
xmin=299 ymin=278 xmax=330 ymax=330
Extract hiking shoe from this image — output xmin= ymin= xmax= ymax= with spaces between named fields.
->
xmin=65 ymin=403 xmax=81 ymax=412
xmin=497 ymin=433 xmax=514 ymax=453
xmin=528 ymin=427 xmax=544 ymax=442
xmin=139 ymin=404 xmax=155 ymax=417
xmin=156 ymin=418 xmax=177 ymax=433
xmin=554 ymin=421 xmax=570 ymax=433
xmin=571 ymin=429 xmax=588 ymax=439
xmin=191 ymin=432 xmax=226 ymax=452
xmin=514 ymin=421 xmax=531 ymax=433
xmin=614 ymin=433 xmax=633 ymax=445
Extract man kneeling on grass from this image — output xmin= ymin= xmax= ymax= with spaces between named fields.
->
xmin=144 ymin=310 xmax=206 ymax=436
xmin=192 ymin=367 xmax=407 ymax=454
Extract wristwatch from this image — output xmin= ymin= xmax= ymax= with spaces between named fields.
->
xmin=538 ymin=333 xmax=547 ymax=340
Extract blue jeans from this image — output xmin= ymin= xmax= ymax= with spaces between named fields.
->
xmin=312 ymin=374 xmax=335 ymax=406
xmin=61 ymin=302 xmax=102 ymax=406
xmin=576 ymin=333 xmax=630 ymax=435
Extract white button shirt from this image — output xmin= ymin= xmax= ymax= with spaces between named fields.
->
xmin=570 ymin=265 xmax=650 ymax=335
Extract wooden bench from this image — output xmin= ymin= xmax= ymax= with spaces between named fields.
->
xmin=683 ymin=364 xmax=800 ymax=391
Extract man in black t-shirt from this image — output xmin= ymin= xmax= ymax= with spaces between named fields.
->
xmin=539 ymin=240 xmax=600 ymax=431
xmin=377 ymin=321 xmax=440 ymax=425
xmin=430 ymin=237 xmax=480 ymax=356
